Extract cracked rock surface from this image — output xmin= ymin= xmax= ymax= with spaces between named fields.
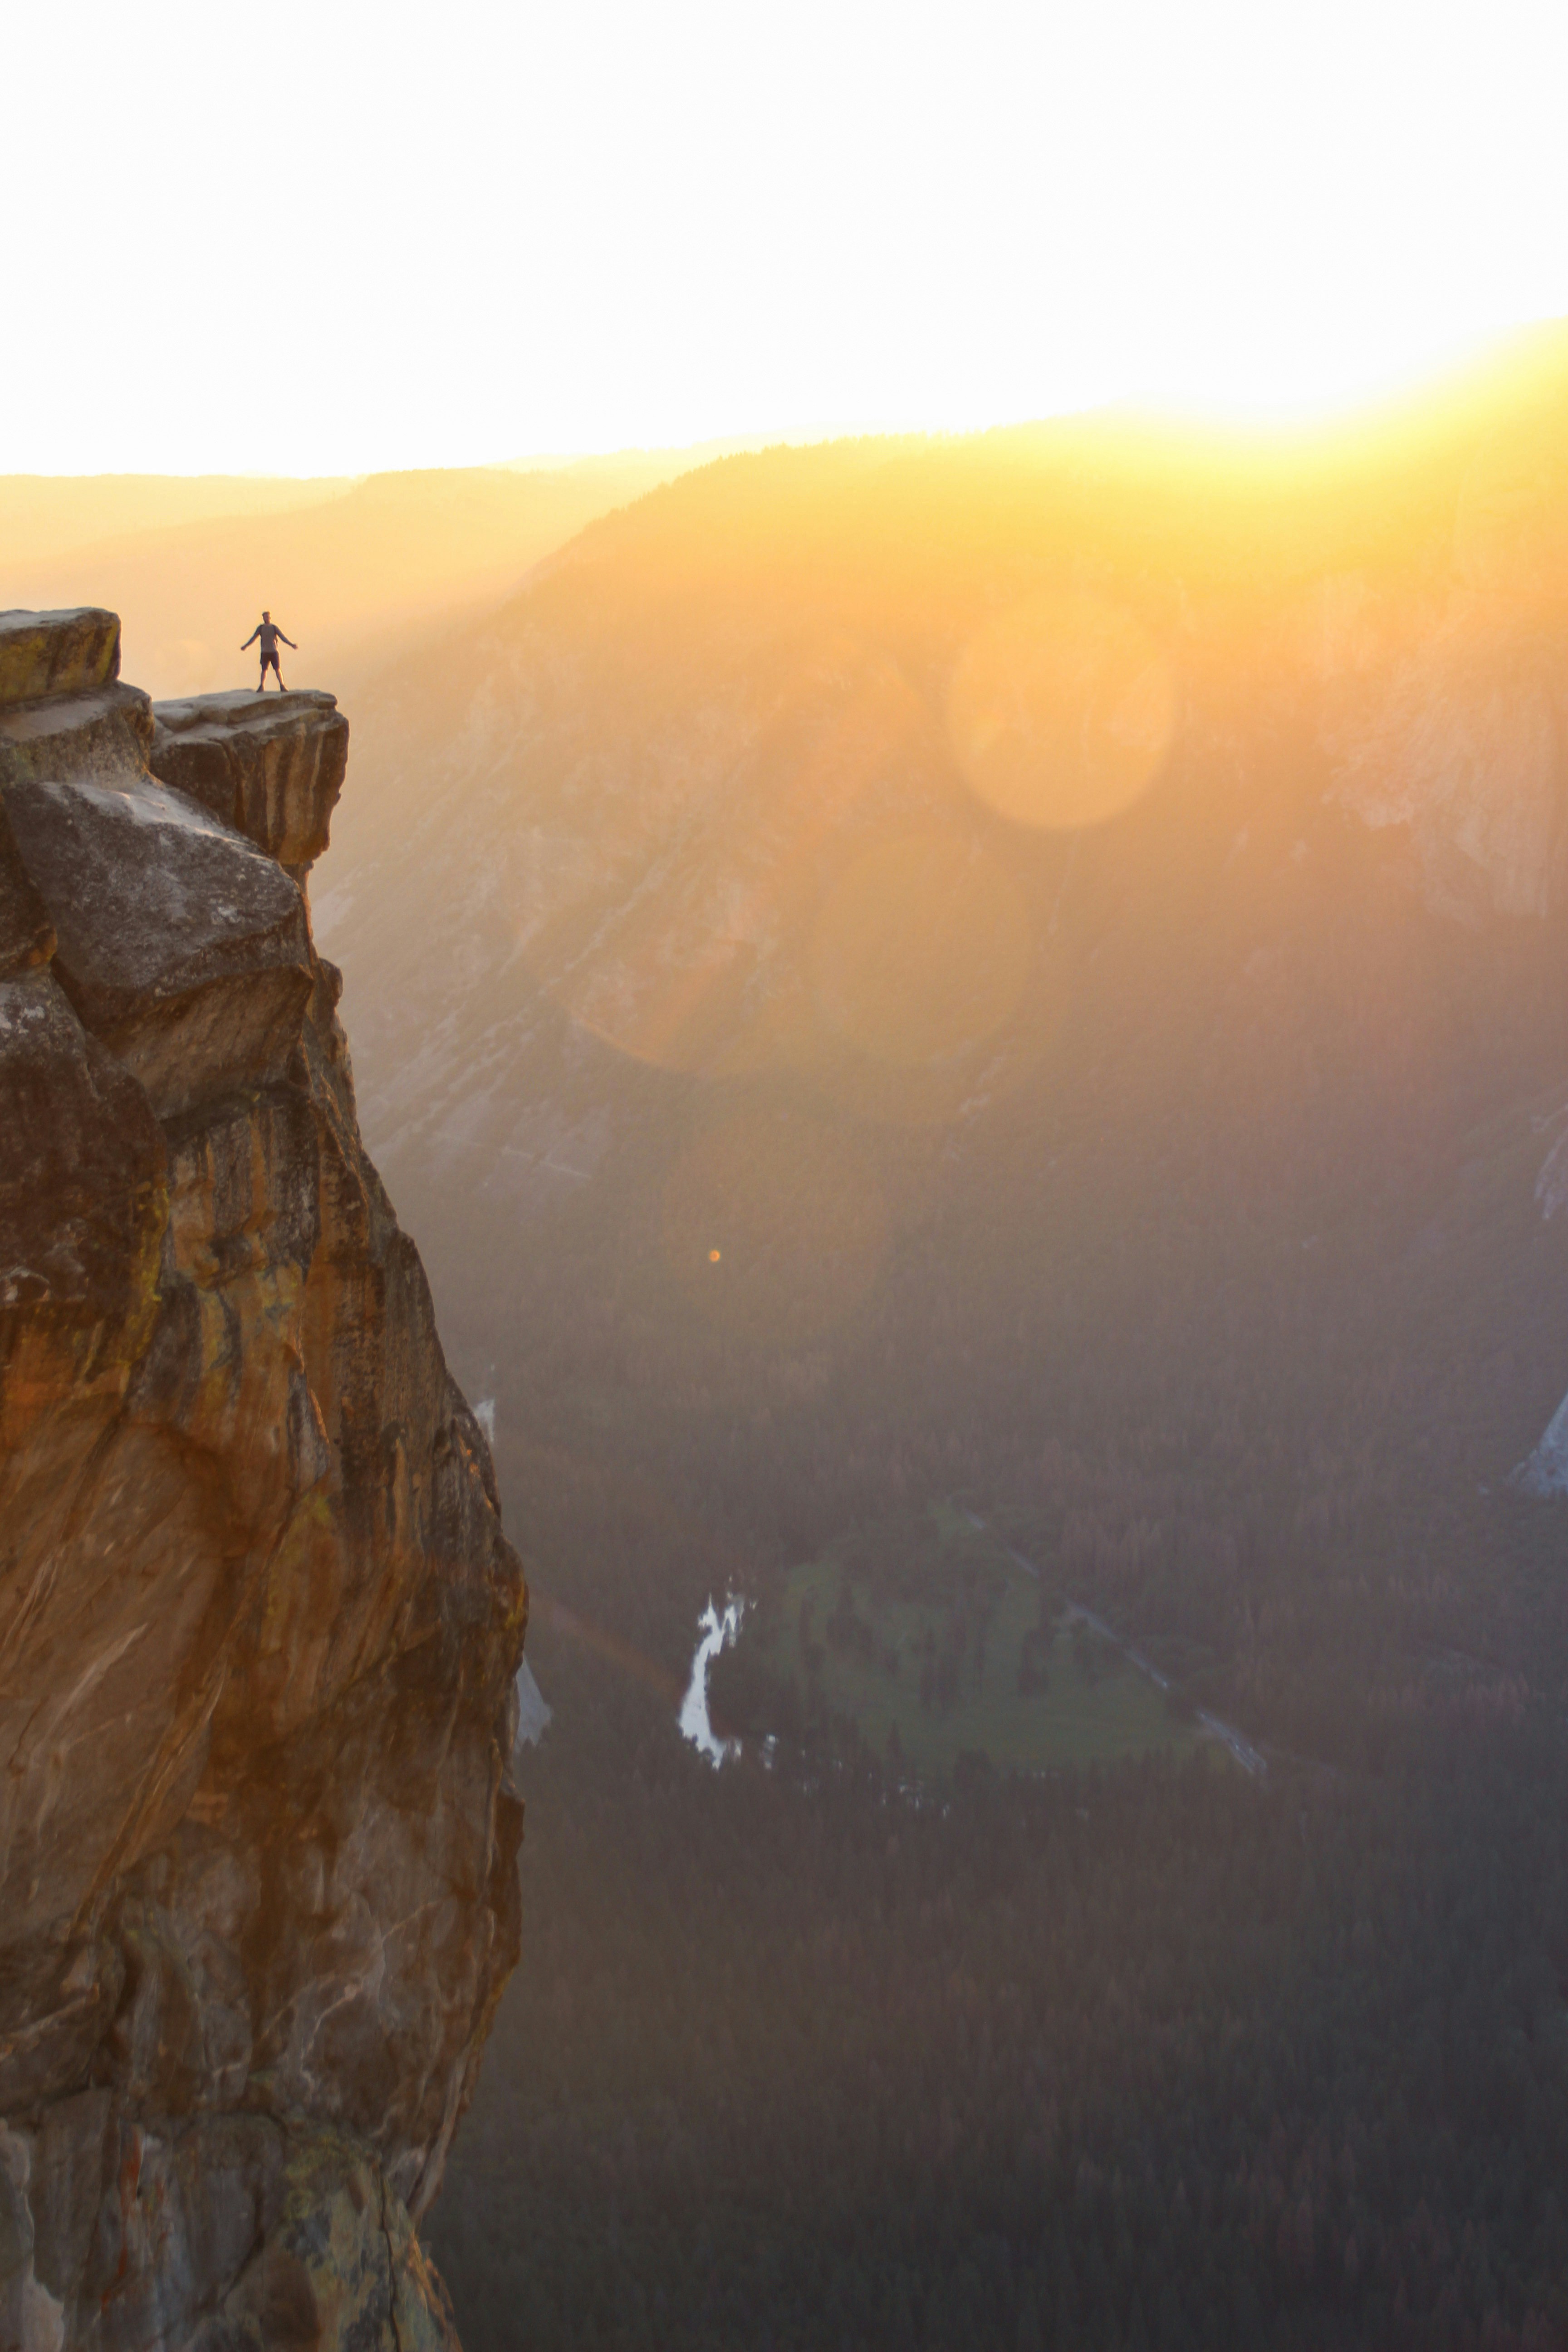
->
xmin=0 ymin=611 xmax=527 ymax=2352
xmin=150 ymin=691 xmax=349 ymax=875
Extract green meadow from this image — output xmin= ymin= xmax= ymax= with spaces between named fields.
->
xmin=730 ymin=1504 xmax=1198 ymax=1779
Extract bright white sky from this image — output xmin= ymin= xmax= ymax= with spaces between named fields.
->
xmin=5 ymin=0 xmax=1565 ymax=475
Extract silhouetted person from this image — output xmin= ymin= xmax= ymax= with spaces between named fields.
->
xmin=240 ymin=612 xmax=296 ymax=691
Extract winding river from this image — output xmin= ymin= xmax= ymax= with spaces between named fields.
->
xmin=678 ymin=1598 xmax=745 ymax=1766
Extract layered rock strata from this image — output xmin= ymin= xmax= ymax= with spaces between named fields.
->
xmin=0 ymin=612 xmax=526 ymax=2351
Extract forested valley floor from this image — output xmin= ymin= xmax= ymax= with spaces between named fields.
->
xmin=429 ymin=1591 xmax=1568 ymax=2352
xmin=386 ymin=380 xmax=1568 ymax=2350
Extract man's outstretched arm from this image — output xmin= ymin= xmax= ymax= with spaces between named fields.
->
xmin=280 ymin=632 xmax=297 ymax=648
xmin=240 ymin=627 xmax=260 ymax=648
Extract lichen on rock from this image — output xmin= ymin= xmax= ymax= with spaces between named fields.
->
xmin=0 ymin=611 xmax=527 ymax=2351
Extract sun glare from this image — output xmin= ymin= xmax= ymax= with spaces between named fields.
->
xmin=5 ymin=0 xmax=1567 ymax=470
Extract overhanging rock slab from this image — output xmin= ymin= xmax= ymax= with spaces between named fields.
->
xmin=151 ymin=688 xmax=349 ymax=871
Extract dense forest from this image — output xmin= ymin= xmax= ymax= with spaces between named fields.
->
xmin=409 ymin=813 xmax=1568 ymax=2343
xmin=430 ymin=1597 xmax=1568 ymax=2352
xmin=424 ymin=1292 xmax=1568 ymax=2351
xmin=356 ymin=348 xmax=1568 ymax=2347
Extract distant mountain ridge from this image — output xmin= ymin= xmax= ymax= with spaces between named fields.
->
xmin=310 ymin=355 xmax=1568 ymax=1754
xmin=0 ymin=445 xmax=751 ymax=701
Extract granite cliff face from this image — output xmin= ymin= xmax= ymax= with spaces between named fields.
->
xmin=0 ymin=610 xmax=527 ymax=2351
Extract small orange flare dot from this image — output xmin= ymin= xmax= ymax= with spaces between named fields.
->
xmin=709 ymin=1249 xmax=722 ymax=1262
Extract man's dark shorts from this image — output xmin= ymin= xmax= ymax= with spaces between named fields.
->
xmin=261 ymin=651 xmax=281 ymax=676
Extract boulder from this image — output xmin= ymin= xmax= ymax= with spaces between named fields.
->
xmin=0 ymin=680 xmax=155 ymax=789
xmin=151 ymin=689 xmax=350 ymax=872
xmin=3 ymin=774 xmax=314 ymax=1120
xmin=0 ymin=608 xmax=120 ymax=708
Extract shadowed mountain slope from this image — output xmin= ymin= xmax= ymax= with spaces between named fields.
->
xmin=314 ymin=343 xmax=1568 ymax=1757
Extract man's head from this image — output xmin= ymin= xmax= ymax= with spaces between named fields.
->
xmin=262 ymin=610 xmax=270 ymax=621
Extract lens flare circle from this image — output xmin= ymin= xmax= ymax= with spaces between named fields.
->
xmin=948 ymin=590 xmax=1176 ymax=831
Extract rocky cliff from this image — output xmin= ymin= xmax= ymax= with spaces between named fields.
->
xmin=0 ymin=610 xmax=527 ymax=2351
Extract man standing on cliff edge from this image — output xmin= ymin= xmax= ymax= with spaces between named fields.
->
xmin=240 ymin=611 xmax=296 ymax=691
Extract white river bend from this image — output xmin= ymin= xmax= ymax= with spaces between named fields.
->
xmin=678 ymin=1598 xmax=745 ymax=1766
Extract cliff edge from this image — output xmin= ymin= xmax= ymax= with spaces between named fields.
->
xmin=0 ymin=611 xmax=527 ymax=2351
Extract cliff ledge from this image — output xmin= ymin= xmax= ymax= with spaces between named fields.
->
xmin=0 ymin=609 xmax=526 ymax=2352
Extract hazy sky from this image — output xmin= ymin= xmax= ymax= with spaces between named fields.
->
xmin=8 ymin=0 xmax=1565 ymax=475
